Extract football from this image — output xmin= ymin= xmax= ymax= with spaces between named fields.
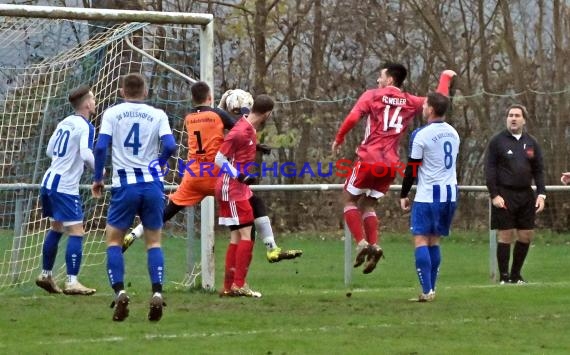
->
xmin=218 ymin=89 xmax=254 ymax=114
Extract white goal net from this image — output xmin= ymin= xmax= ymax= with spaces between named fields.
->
xmin=0 ymin=6 xmax=214 ymax=290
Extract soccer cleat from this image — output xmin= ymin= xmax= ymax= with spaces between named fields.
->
xmin=148 ymin=293 xmax=166 ymax=322
xmin=35 ymin=275 xmax=62 ymax=294
xmin=362 ymin=245 xmax=384 ymax=274
xmin=122 ymin=232 xmax=137 ymax=253
xmin=510 ymin=275 xmax=527 ymax=285
xmin=219 ymin=289 xmax=232 ymax=298
xmin=419 ymin=290 xmax=436 ymax=302
xmin=110 ymin=291 xmax=130 ymax=322
xmin=63 ymin=281 xmax=96 ymax=295
xmin=499 ymin=273 xmax=510 ymax=285
xmin=411 ymin=290 xmax=436 ymax=302
xmin=230 ymin=283 xmax=262 ymax=298
xmin=266 ymin=247 xmax=303 ymax=263
xmin=353 ymin=243 xmax=369 ymax=268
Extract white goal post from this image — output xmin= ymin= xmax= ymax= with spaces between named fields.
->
xmin=0 ymin=4 xmax=216 ymax=290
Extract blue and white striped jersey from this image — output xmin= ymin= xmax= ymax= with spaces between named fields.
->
xmin=41 ymin=115 xmax=95 ymax=195
xmin=100 ymin=102 xmax=172 ymax=187
xmin=410 ymin=122 xmax=460 ymax=203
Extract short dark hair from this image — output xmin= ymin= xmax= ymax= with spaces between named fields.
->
xmin=121 ymin=73 xmax=146 ymax=98
xmin=505 ymin=104 xmax=528 ymax=119
xmin=426 ymin=92 xmax=450 ymax=117
xmin=191 ymin=81 xmax=211 ymax=104
xmin=68 ymin=85 xmax=91 ymax=109
xmin=251 ymin=94 xmax=274 ymax=114
xmin=381 ymin=62 xmax=408 ymax=87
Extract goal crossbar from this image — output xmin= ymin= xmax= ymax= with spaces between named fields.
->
xmin=0 ymin=4 xmax=213 ymax=25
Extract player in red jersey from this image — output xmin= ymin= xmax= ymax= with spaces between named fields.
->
xmin=332 ymin=62 xmax=456 ymax=274
xmin=214 ymin=94 xmax=275 ymax=297
xmin=122 ymin=83 xmax=302 ymax=263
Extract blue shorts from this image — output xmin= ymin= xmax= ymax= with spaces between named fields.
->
xmin=40 ymin=187 xmax=83 ymax=223
xmin=107 ymin=181 xmax=165 ymax=230
xmin=410 ymin=201 xmax=457 ymax=236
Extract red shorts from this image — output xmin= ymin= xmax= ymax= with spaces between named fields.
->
xmin=218 ymin=200 xmax=254 ymax=226
xmin=344 ymin=161 xmax=395 ymax=198
xmin=169 ymin=175 xmax=215 ymax=206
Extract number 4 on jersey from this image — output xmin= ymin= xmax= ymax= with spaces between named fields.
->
xmin=383 ymin=105 xmax=403 ymax=133
xmin=124 ymin=123 xmax=142 ymax=155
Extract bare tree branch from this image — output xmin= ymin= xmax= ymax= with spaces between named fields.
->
xmin=195 ymin=0 xmax=254 ymax=15
xmin=267 ymin=0 xmax=281 ymax=13
xmin=264 ymin=2 xmax=313 ymax=70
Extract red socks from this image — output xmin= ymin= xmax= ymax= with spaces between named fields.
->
xmin=362 ymin=211 xmax=378 ymax=245
xmin=344 ymin=206 xmax=364 ymax=243
xmin=233 ymin=239 xmax=253 ymax=288
xmin=224 ymin=243 xmax=238 ymax=291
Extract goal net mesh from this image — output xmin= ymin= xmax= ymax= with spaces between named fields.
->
xmin=0 ymin=16 xmax=203 ymax=289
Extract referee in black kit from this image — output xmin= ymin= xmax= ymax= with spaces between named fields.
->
xmin=485 ymin=104 xmax=546 ymax=285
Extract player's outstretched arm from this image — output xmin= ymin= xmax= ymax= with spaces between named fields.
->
xmin=408 ymin=70 xmax=458 ymax=113
xmin=332 ymin=109 xmax=364 ymax=155
xmin=332 ymin=90 xmax=372 ymax=155
xmin=435 ymin=70 xmax=457 ymax=96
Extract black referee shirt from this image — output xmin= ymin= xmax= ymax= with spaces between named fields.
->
xmin=485 ymin=129 xmax=546 ymax=198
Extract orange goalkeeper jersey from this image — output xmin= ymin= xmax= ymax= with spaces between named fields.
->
xmin=184 ymin=106 xmax=235 ymax=175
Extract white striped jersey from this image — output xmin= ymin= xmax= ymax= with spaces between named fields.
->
xmin=410 ymin=121 xmax=460 ymax=203
xmin=100 ymin=101 xmax=172 ymax=187
xmin=41 ymin=115 xmax=95 ymax=195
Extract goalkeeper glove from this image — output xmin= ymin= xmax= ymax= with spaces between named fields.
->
xmin=449 ymin=75 xmax=457 ymax=98
xmin=217 ymin=89 xmax=233 ymax=111
xmin=256 ymin=143 xmax=272 ymax=155
xmin=237 ymin=173 xmax=258 ymax=185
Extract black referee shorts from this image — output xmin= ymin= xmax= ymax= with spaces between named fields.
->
xmin=490 ymin=186 xmax=536 ymax=230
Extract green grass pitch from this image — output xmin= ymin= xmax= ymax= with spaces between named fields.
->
xmin=1 ymin=231 xmax=570 ymax=354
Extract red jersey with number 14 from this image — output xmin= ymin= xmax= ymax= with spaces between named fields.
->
xmin=215 ymin=117 xmax=257 ymax=202
xmin=337 ymin=86 xmax=425 ymax=164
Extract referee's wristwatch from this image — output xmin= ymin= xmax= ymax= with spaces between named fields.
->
xmin=538 ymin=194 xmax=546 ymax=200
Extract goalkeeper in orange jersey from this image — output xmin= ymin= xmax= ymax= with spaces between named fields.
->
xmin=122 ymin=82 xmax=302 ymax=263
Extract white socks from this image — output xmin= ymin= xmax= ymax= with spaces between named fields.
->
xmin=254 ymin=216 xmax=278 ymax=250
xmin=131 ymin=224 xmax=144 ymax=239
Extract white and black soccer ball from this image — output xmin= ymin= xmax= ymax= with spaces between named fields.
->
xmin=218 ymin=89 xmax=254 ymax=114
